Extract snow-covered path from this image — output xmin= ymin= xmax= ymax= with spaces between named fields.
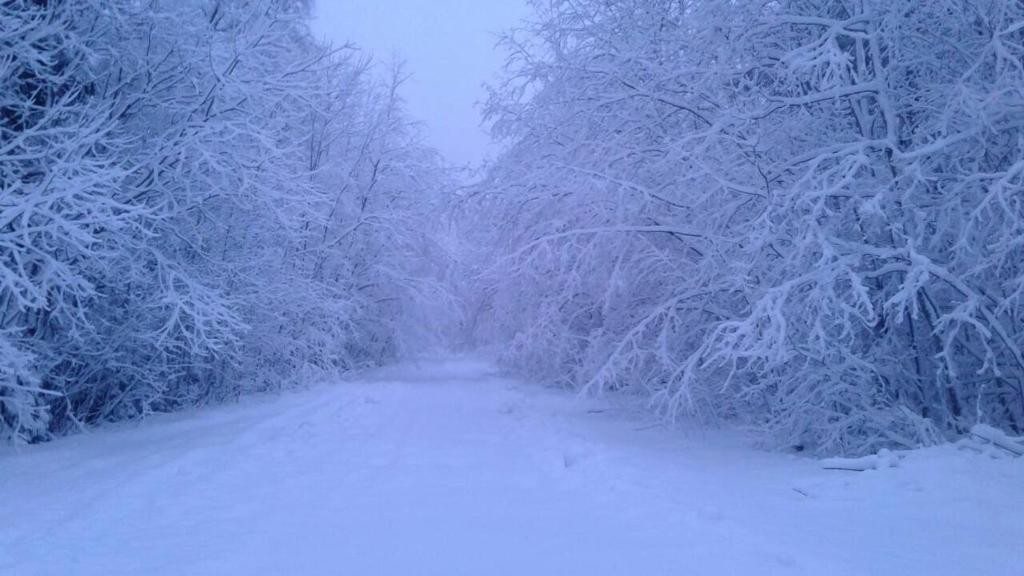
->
xmin=2 ymin=357 xmax=1021 ymax=576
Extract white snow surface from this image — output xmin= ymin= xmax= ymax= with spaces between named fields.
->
xmin=2 ymin=357 xmax=1022 ymax=575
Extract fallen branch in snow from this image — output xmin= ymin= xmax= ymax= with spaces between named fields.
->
xmin=821 ymin=448 xmax=900 ymax=471
xmin=969 ymin=425 xmax=1024 ymax=457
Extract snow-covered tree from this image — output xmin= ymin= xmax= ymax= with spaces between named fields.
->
xmin=470 ymin=0 xmax=1024 ymax=454
xmin=1 ymin=0 xmax=453 ymax=442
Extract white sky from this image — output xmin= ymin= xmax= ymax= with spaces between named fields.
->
xmin=310 ymin=0 xmax=529 ymax=167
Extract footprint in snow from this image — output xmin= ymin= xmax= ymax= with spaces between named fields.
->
xmin=561 ymin=444 xmax=596 ymax=469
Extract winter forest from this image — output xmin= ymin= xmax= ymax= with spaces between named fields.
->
xmin=2 ymin=0 xmax=458 ymax=443
xmin=3 ymin=0 xmax=1024 ymax=573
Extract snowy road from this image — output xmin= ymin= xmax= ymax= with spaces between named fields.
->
xmin=2 ymin=357 xmax=1021 ymax=575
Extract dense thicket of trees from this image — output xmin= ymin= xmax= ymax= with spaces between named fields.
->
xmin=468 ymin=0 xmax=1024 ymax=454
xmin=0 ymin=0 xmax=451 ymax=443
xmin=6 ymin=0 xmax=1023 ymax=457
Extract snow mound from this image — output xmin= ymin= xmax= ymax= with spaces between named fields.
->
xmin=969 ymin=424 xmax=1024 ymax=456
xmin=820 ymin=448 xmax=901 ymax=471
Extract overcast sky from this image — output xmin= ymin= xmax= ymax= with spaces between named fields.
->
xmin=310 ymin=0 xmax=529 ymax=167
